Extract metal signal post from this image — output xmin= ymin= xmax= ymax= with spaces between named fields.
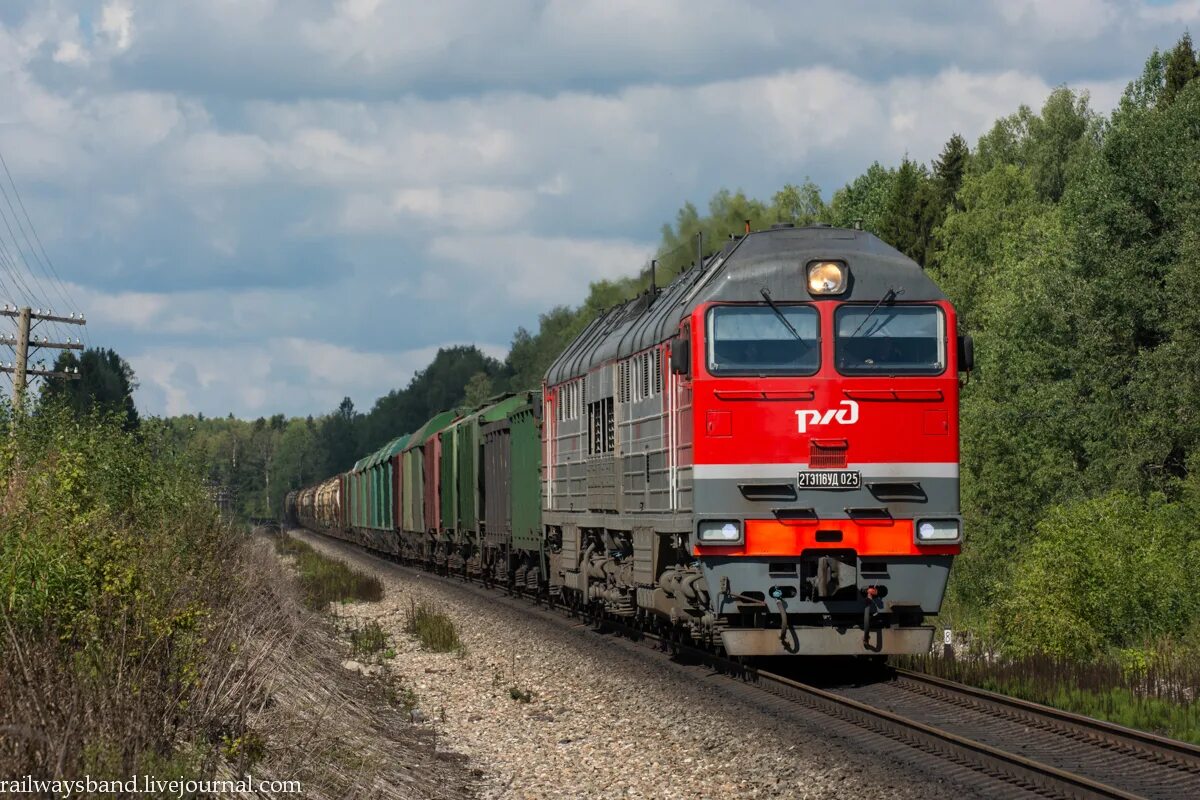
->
xmin=1 ymin=305 xmax=86 ymax=405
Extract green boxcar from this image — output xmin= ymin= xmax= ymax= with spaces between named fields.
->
xmin=509 ymin=395 xmax=542 ymax=551
xmin=368 ymin=458 xmax=378 ymax=529
xmin=402 ymin=410 xmax=460 ymax=533
xmin=481 ymin=391 xmax=543 ymax=553
xmin=379 ymin=435 xmax=409 ymax=530
xmin=367 ymin=450 xmax=381 ymax=532
xmin=403 ymin=447 xmax=420 ymax=532
xmin=459 ymin=394 xmax=527 ymax=536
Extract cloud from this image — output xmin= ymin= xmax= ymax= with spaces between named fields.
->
xmin=98 ymin=1 xmax=134 ymax=52
xmin=131 ymin=337 xmax=507 ymax=417
xmin=0 ymin=1 xmax=1192 ymax=417
xmin=65 ymin=0 xmax=1197 ymax=101
xmin=427 ymin=233 xmax=654 ymax=306
xmin=339 ymin=185 xmax=533 ymax=233
xmin=1138 ymin=0 xmax=1200 ymax=23
xmin=996 ymin=0 xmax=1117 ymax=40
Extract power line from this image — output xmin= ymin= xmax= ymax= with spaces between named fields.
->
xmin=0 ymin=146 xmax=85 ymax=347
xmin=0 ymin=229 xmax=48 ymax=310
xmin=0 ymin=149 xmax=78 ymax=319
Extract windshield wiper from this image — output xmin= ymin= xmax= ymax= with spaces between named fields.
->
xmin=759 ymin=288 xmax=809 ymax=349
xmin=849 ymin=286 xmax=905 ymax=338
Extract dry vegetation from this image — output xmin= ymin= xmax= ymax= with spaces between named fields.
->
xmin=0 ymin=406 xmax=475 ymax=798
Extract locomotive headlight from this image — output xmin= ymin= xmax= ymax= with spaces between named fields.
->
xmin=807 ymin=261 xmax=847 ymax=294
xmin=697 ymin=520 xmax=742 ymax=544
xmin=916 ymin=519 xmax=961 ymax=543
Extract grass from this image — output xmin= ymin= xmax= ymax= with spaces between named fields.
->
xmin=379 ymin=674 xmax=419 ymax=713
xmin=350 ymin=621 xmax=388 ymax=656
xmin=404 ymin=600 xmax=463 ymax=653
xmin=276 ymin=534 xmax=384 ymax=609
xmin=899 ymin=650 xmax=1200 ymax=744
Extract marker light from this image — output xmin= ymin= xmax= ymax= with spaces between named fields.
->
xmin=916 ymin=519 xmax=961 ymax=543
xmin=697 ymin=520 xmax=742 ymax=544
xmin=807 ymin=261 xmax=847 ymax=294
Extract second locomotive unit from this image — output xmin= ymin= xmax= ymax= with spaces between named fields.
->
xmin=290 ymin=223 xmax=972 ymax=658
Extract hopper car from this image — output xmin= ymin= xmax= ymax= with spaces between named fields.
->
xmin=286 ymin=224 xmax=973 ymax=657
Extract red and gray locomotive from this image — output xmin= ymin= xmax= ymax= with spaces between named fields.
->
xmin=290 ymin=223 xmax=970 ymax=658
xmin=542 ymin=224 xmax=969 ymax=656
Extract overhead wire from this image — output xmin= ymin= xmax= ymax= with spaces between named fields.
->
xmin=0 ymin=148 xmax=81 ymax=327
xmin=0 ymin=145 xmax=84 ymax=347
xmin=0 ymin=222 xmax=69 ymax=350
xmin=0 ymin=225 xmax=47 ymax=309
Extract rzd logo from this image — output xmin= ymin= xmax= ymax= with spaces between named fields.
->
xmin=795 ymin=400 xmax=859 ymax=434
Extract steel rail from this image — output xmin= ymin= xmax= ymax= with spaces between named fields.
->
xmin=746 ymin=667 xmax=1143 ymax=800
xmin=893 ymin=668 xmax=1200 ymax=769
xmin=294 ymin=529 xmax=1199 ymax=800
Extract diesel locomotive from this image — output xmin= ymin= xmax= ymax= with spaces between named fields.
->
xmin=289 ymin=223 xmax=972 ymax=657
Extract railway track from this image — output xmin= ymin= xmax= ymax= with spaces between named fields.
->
xmin=296 ymin=529 xmax=1200 ymax=800
xmin=749 ymin=666 xmax=1200 ymax=799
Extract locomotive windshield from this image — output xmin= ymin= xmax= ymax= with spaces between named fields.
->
xmin=707 ymin=305 xmax=819 ymax=375
xmin=835 ymin=305 xmax=945 ymax=375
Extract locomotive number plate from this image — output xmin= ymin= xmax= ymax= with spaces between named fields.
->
xmin=797 ymin=470 xmax=861 ymax=489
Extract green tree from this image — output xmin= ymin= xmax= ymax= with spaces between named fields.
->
xmin=877 ymin=157 xmax=937 ymax=265
xmin=933 ymin=134 xmax=970 ymax=212
xmin=770 ymin=179 xmax=830 ymax=226
xmin=996 ymin=489 xmax=1200 ymax=658
xmin=828 ymin=162 xmax=895 ymax=233
xmin=1163 ymin=31 xmax=1199 ymax=105
xmin=269 ymin=418 xmax=321 ymax=514
xmin=42 ymin=348 xmax=139 ymax=430
xmin=1025 ymin=88 xmax=1093 ymax=202
xmin=359 ymin=345 xmax=501 ymax=451
xmin=971 ymin=88 xmax=1093 ymax=202
xmin=318 ymin=397 xmax=359 ymax=475
xmin=463 ymin=371 xmax=494 ymax=407
xmin=656 ymin=189 xmax=774 ymax=279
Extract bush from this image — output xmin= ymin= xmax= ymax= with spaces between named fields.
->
xmin=995 ymin=489 xmax=1200 ymax=658
xmin=404 ymin=601 xmax=462 ymax=653
xmin=0 ymin=403 xmax=279 ymax=780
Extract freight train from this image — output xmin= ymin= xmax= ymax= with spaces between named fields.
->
xmin=287 ymin=224 xmax=973 ymax=657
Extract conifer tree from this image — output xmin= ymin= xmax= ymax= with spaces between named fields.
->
xmin=1163 ymin=32 xmax=1199 ymax=105
xmin=878 ymin=158 xmax=936 ymax=265
xmin=932 ymin=133 xmax=969 ymax=212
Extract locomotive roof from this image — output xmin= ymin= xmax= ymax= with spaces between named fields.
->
xmin=544 ymin=225 xmax=946 ymax=386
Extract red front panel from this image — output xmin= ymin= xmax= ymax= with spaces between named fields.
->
xmin=688 ymin=299 xmax=959 ymax=469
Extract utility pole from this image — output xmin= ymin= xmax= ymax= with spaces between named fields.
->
xmin=1 ymin=305 xmax=86 ymax=406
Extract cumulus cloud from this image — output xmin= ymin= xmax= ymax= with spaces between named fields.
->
xmin=427 ymin=233 xmax=655 ymax=306
xmin=91 ymin=0 xmax=1195 ymax=98
xmin=99 ymin=1 xmax=134 ymax=51
xmin=0 ymin=0 xmax=1192 ymax=417
xmin=132 ymin=337 xmax=507 ymax=417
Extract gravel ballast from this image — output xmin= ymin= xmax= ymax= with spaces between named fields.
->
xmin=292 ymin=529 xmax=964 ymax=800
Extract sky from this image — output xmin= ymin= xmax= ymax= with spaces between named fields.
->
xmin=0 ymin=0 xmax=1196 ymax=419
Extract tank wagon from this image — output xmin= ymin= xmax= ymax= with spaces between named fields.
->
xmin=290 ymin=225 xmax=972 ymax=658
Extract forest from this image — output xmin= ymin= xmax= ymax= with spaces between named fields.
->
xmin=146 ymin=36 xmax=1200 ymax=658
